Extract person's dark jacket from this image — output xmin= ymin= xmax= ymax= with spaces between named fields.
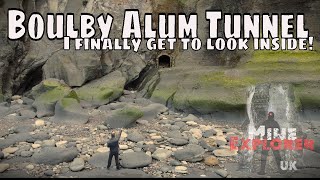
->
xmin=107 ymin=130 xmax=122 ymax=152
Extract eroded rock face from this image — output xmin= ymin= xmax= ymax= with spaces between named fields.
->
xmin=0 ymin=0 xmax=319 ymax=116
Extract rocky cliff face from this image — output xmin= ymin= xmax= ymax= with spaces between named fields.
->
xmin=0 ymin=0 xmax=319 ymax=115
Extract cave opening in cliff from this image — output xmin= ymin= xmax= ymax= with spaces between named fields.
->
xmin=124 ymin=65 xmax=157 ymax=91
xmin=158 ymin=55 xmax=171 ymax=68
xmin=16 ymin=66 xmax=43 ymax=95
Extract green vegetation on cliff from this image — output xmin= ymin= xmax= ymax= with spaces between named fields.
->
xmin=151 ymin=50 xmax=320 ymax=113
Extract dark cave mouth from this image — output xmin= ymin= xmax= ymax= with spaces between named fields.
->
xmin=158 ymin=55 xmax=171 ymax=68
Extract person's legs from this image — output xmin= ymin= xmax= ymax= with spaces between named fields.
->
xmin=258 ymin=149 xmax=268 ymax=175
xmin=107 ymin=152 xmax=114 ymax=169
xmin=114 ymin=152 xmax=120 ymax=170
xmin=273 ymin=150 xmax=285 ymax=174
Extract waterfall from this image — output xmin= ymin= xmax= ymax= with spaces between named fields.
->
xmin=240 ymin=83 xmax=301 ymax=173
xmin=247 ymin=85 xmax=255 ymax=138
xmin=238 ymin=86 xmax=256 ymax=172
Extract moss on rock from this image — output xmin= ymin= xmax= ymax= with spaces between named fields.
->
xmin=115 ymin=107 xmax=144 ymax=119
xmin=293 ymin=82 xmax=320 ymax=109
xmin=35 ymin=86 xmax=70 ymax=104
xmin=75 ymin=71 xmax=126 ymax=106
xmin=60 ymin=98 xmax=78 ymax=109
xmin=104 ymin=106 xmax=144 ymax=128
xmin=29 ymin=79 xmax=69 ymax=99
xmin=64 ymin=90 xmax=80 ymax=103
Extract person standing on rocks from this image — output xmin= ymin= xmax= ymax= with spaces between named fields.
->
xmin=107 ymin=128 xmax=122 ymax=170
xmin=258 ymin=112 xmax=284 ymax=175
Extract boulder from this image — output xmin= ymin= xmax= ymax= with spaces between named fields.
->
xmin=141 ymin=103 xmax=168 ymax=121
xmin=20 ymin=151 xmax=34 ymax=157
xmin=174 ymin=121 xmax=186 ymax=128
xmin=182 ymin=114 xmax=199 ymax=122
xmin=51 ymin=97 xmax=89 ymax=124
xmin=213 ymin=149 xmax=238 ymax=157
xmin=42 ymin=139 xmax=56 ymax=147
xmin=44 ymin=170 xmax=55 ymax=176
xmin=12 ymin=125 xmax=35 ymax=133
xmin=203 ymin=129 xmax=217 ymax=138
xmin=127 ymin=131 xmax=145 ymax=142
xmin=173 ymin=144 xmax=205 ymax=162
xmin=199 ymin=140 xmax=216 ymax=151
xmin=31 ymin=147 xmax=78 ymax=165
xmin=22 ymin=97 xmax=34 ymax=106
xmin=166 ymin=130 xmax=187 ymax=140
xmin=0 ymin=133 xmax=32 ymax=149
xmin=43 ymin=49 xmax=103 ymax=87
xmin=97 ymin=125 xmax=108 ymax=130
xmin=19 ymin=109 xmax=36 ymax=119
xmin=214 ymin=168 xmax=228 ymax=178
xmin=26 ymin=132 xmax=50 ymax=143
xmin=98 ymin=102 xmax=127 ymax=111
xmin=3 ymin=147 xmax=19 ymax=154
xmin=136 ymin=119 xmax=149 ymax=125
xmin=120 ymin=152 xmax=152 ymax=168
xmin=0 ymin=164 xmax=10 ymax=173
xmin=152 ymin=149 xmax=172 ymax=161
xmin=88 ymin=153 xmax=110 ymax=168
xmin=104 ymin=106 xmax=143 ymax=128
xmin=142 ymin=144 xmax=157 ymax=153
xmin=0 ymin=104 xmax=9 ymax=118
xmin=204 ymin=156 xmax=219 ymax=166
xmin=169 ymin=159 xmax=182 ymax=166
xmin=31 ymin=79 xmax=71 ymax=118
xmin=189 ymin=128 xmax=203 ymax=139
xmin=70 ymin=158 xmax=85 ymax=172
xmin=75 ymin=71 xmax=126 ymax=106
xmin=169 ymin=138 xmax=189 ymax=146
xmin=175 ymin=166 xmax=188 ymax=174
xmin=170 ymin=125 xmax=181 ymax=130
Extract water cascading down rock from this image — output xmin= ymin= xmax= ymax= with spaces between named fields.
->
xmin=239 ymin=83 xmax=302 ymax=172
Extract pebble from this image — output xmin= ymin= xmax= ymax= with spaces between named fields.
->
xmin=175 ymin=166 xmax=187 ymax=173
xmin=35 ymin=119 xmax=45 ymax=127
xmin=32 ymin=144 xmax=41 ymax=149
xmin=186 ymin=121 xmax=198 ymax=126
xmin=214 ymin=168 xmax=228 ymax=178
xmin=151 ymin=136 xmax=162 ymax=140
xmin=0 ymin=164 xmax=10 ymax=173
xmin=119 ymin=145 xmax=129 ymax=150
xmin=56 ymin=141 xmax=68 ymax=148
xmin=204 ymin=156 xmax=219 ymax=166
xmin=26 ymin=164 xmax=35 ymax=170
xmin=3 ymin=147 xmax=19 ymax=154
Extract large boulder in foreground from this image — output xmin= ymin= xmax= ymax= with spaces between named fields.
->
xmin=51 ymin=91 xmax=89 ymax=124
xmin=120 ymin=152 xmax=152 ymax=168
xmin=75 ymin=71 xmax=126 ymax=107
xmin=104 ymin=106 xmax=143 ymax=128
xmin=31 ymin=147 xmax=78 ymax=165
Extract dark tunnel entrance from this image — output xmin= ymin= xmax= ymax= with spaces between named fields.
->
xmin=158 ymin=55 xmax=171 ymax=68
